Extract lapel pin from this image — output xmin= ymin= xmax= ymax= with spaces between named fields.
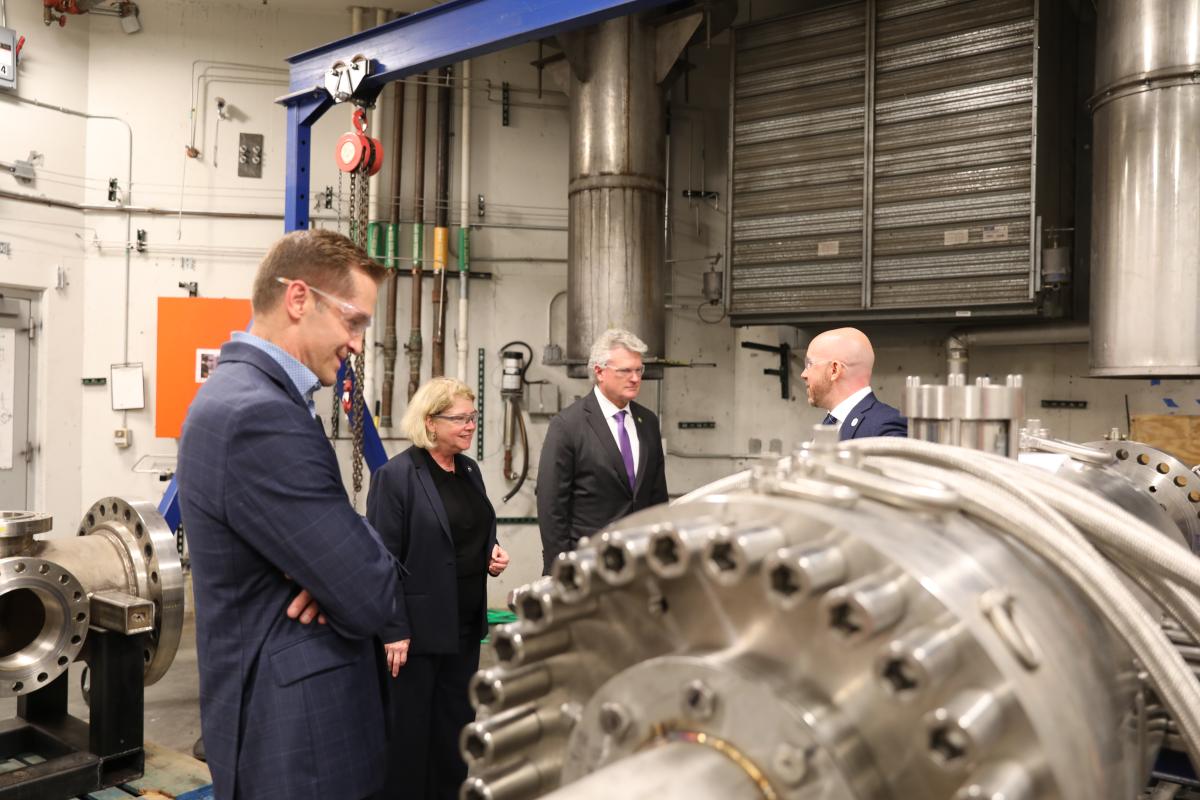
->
xmin=851 ymin=418 xmax=860 ymax=427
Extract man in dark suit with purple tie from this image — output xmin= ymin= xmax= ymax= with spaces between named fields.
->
xmin=801 ymin=327 xmax=908 ymax=440
xmin=536 ymin=328 xmax=669 ymax=574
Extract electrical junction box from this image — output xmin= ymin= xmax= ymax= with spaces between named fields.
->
xmin=525 ymin=382 xmax=561 ymax=417
xmin=114 ymin=428 xmax=132 ymax=449
xmin=0 ymin=28 xmax=17 ymax=91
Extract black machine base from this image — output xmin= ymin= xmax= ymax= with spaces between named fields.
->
xmin=0 ymin=629 xmax=147 ymax=799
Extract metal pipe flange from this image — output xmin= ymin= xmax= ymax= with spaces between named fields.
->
xmin=76 ymin=497 xmax=184 ymax=686
xmin=0 ymin=556 xmax=89 ymax=697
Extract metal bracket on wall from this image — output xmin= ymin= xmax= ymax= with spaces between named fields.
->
xmin=238 ymin=133 xmax=264 ymax=179
xmin=740 ymin=340 xmax=792 ymax=400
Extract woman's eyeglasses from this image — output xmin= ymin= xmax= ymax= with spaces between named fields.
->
xmin=432 ymin=412 xmax=479 ymax=425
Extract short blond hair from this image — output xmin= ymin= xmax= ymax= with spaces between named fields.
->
xmin=401 ymin=377 xmax=476 ymax=448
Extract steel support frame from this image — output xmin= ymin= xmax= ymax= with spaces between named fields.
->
xmin=0 ymin=630 xmax=146 ymax=799
xmin=279 ymin=0 xmax=678 ymax=471
xmin=163 ymin=0 xmax=679 ymax=532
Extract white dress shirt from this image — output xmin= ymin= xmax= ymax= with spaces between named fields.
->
xmin=594 ymin=386 xmax=640 ymax=476
xmin=827 ymin=386 xmax=873 ymax=433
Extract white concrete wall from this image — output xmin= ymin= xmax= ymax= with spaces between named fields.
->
xmin=0 ymin=2 xmax=91 ymax=530
xmin=3 ymin=0 xmax=1197 ymax=605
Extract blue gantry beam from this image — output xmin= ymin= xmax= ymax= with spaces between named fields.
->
xmin=279 ymin=0 xmax=679 ymax=230
xmin=285 ymin=0 xmax=678 ymax=100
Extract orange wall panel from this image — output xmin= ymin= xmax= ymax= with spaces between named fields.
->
xmin=156 ymin=297 xmax=252 ymax=438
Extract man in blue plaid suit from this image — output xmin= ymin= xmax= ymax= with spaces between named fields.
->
xmin=178 ymin=230 xmax=402 ymax=800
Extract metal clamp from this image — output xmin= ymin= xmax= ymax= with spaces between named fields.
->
xmin=1020 ymin=433 xmax=1115 ymax=465
xmin=753 ymin=471 xmax=860 ymax=508
xmin=979 ymin=589 xmax=1042 ymax=670
xmin=824 ymin=463 xmax=961 ymax=511
xmin=324 ymin=54 xmax=370 ymax=103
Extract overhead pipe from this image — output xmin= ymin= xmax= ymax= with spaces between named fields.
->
xmin=946 ymin=323 xmax=1090 ymax=379
xmin=380 ymin=72 xmax=405 ymax=427
xmin=457 ymin=60 xmax=472 ymax=384
xmin=431 ymin=65 xmax=453 ymax=377
xmin=407 ymin=73 xmax=429 ymax=400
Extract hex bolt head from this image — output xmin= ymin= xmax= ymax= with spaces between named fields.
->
xmin=772 ymin=743 xmax=810 ymax=786
xmin=682 ymin=679 xmax=718 ymax=720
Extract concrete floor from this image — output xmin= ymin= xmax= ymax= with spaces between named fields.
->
xmin=2 ymin=574 xmax=500 ymax=762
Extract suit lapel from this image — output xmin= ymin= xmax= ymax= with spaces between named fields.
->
xmin=410 ymin=449 xmax=453 ymax=544
xmin=843 ymin=392 xmax=878 ymax=441
xmin=583 ymin=392 xmax=633 ymax=496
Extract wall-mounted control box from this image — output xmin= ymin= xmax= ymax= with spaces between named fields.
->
xmin=0 ymin=28 xmax=17 ymax=91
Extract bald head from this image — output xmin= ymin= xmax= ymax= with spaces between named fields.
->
xmin=800 ymin=327 xmax=876 ymax=410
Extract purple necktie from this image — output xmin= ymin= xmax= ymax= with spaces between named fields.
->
xmin=614 ymin=410 xmax=636 ymax=490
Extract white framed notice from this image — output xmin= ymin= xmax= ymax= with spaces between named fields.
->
xmin=110 ymin=363 xmax=146 ymax=411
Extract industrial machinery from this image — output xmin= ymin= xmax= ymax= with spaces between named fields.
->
xmin=464 ymin=381 xmax=1200 ymax=799
xmin=0 ymin=496 xmax=184 ymax=797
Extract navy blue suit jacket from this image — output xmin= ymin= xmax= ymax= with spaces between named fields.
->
xmin=178 ymin=340 xmax=400 ymax=800
xmin=838 ymin=391 xmax=908 ymax=440
xmin=366 ymin=447 xmax=498 ymax=653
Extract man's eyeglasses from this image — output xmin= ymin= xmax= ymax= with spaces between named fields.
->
xmin=432 ymin=412 xmax=478 ymax=426
xmin=803 ymin=357 xmax=835 ymax=370
xmin=605 ymin=365 xmax=645 ymax=378
xmin=276 ymin=277 xmax=373 ymax=336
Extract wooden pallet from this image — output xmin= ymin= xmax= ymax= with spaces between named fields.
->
xmin=1 ymin=741 xmax=212 ymax=800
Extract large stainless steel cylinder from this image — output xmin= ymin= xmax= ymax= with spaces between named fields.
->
xmin=465 ymin=434 xmax=1196 ymax=799
xmin=1090 ymin=0 xmax=1200 ymax=377
xmin=565 ymin=13 xmax=666 ymax=377
xmin=0 ymin=497 xmax=184 ymax=697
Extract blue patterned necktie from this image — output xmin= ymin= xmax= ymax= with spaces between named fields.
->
xmin=822 ymin=413 xmax=837 ymax=425
xmin=614 ymin=410 xmax=636 ymax=490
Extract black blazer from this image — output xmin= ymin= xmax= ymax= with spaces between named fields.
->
xmin=366 ymin=447 xmax=498 ymax=654
xmin=536 ymin=390 xmax=669 ymax=573
xmin=839 ymin=391 xmax=908 ymax=440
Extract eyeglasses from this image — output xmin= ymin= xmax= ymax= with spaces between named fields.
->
xmin=432 ymin=412 xmax=478 ymax=426
xmin=276 ymin=277 xmax=373 ymax=336
xmin=803 ymin=357 xmax=835 ymax=370
xmin=605 ymin=365 xmax=645 ymax=378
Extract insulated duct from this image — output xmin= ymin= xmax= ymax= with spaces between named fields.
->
xmin=563 ymin=13 xmax=668 ymax=377
xmin=1090 ymin=0 xmax=1200 ymax=377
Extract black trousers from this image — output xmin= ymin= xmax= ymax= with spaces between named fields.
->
xmin=374 ymin=636 xmax=481 ymax=800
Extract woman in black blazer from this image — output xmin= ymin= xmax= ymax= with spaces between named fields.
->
xmin=366 ymin=377 xmax=509 ymax=800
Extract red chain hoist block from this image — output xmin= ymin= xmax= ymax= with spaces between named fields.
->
xmin=334 ymin=107 xmax=384 ymax=176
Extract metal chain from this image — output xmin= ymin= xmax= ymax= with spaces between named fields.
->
xmin=350 ymin=158 xmax=370 ymax=502
xmin=352 ymin=349 xmax=366 ymax=500
xmin=348 ymin=168 xmax=358 ymax=246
